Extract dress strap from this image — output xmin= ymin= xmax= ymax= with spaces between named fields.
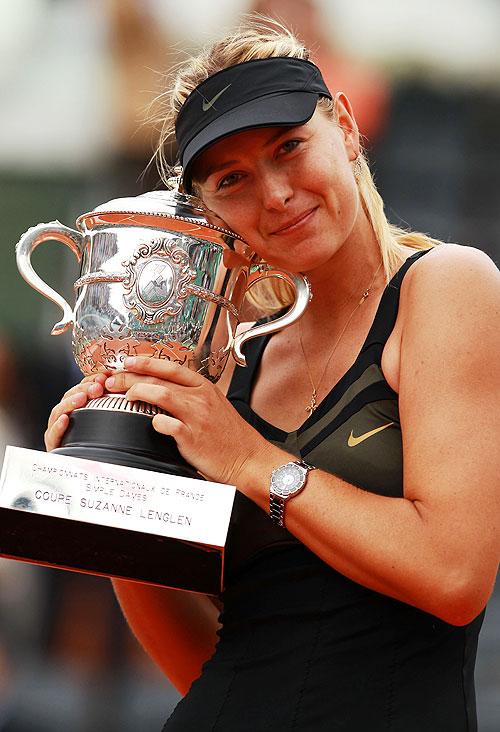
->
xmin=226 ymin=319 xmax=273 ymax=404
xmin=360 ymin=248 xmax=434 ymax=353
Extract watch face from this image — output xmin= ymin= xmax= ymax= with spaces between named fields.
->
xmin=271 ymin=462 xmax=305 ymax=498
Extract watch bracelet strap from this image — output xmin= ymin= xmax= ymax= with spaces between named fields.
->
xmin=270 ymin=495 xmax=285 ymax=527
xmin=269 ymin=459 xmax=315 ymax=528
xmin=296 ymin=459 xmax=315 ymax=470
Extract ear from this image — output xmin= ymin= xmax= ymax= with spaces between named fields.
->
xmin=334 ymin=92 xmax=360 ymax=162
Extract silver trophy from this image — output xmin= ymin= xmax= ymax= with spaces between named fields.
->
xmin=16 ymin=187 xmax=310 ymax=476
xmin=3 ymin=187 xmax=310 ymax=593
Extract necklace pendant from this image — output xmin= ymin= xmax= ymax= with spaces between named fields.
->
xmin=306 ymin=389 xmax=318 ymax=415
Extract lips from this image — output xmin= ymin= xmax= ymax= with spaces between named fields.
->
xmin=270 ymin=206 xmax=318 ymax=235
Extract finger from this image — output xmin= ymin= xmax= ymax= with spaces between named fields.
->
xmin=82 ymin=372 xmax=109 ymax=385
xmin=125 ymin=383 xmax=181 ymax=414
xmin=81 ymin=374 xmax=99 ymax=384
xmin=122 ymin=356 xmax=201 ymax=387
xmin=48 ymin=391 xmax=86 ymax=430
xmin=87 ymin=380 xmax=105 ymax=398
xmin=152 ymin=413 xmax=190 ymax=443
xmin=104 ymin=371 xmax=168 ymax=394
xmin=47 ymin=380 xmax=104 ymax=431
xmin=62 ymin=379 xmax=105 ymax=402
xmin=44 ymin=413 xmax=69 ymax=452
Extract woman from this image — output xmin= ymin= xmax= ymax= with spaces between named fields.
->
xmin=45 ymin=19 xmax=499 ymax=731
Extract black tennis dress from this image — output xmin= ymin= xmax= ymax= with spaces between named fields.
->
xmin=163 ymin=248 xmax=485 ymax=731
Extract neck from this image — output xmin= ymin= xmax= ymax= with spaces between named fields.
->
xmin=302 ymin=215 xmax=384 ymax=326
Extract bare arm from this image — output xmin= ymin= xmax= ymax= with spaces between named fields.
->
xmin=112 ymin=579 xmax=220 ymax=695
xmin=234 ymin=245 xmax=500 ymax=626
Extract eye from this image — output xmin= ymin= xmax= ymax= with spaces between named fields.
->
xmin=216 ymin=172 xmax=243 ymax=191
xmin=279 ymin=139 xmax=301 ymax=155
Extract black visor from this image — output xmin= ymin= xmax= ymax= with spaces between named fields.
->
xmin=175 ymin=56 xmax=332 ymax=192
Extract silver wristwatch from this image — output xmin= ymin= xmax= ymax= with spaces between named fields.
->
xmin=269 ymin=459 xmax=316 ymax=527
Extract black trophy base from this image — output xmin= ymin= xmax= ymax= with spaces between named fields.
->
xmin=4 ymin=406 xmax=226 ymax=594
xmin=54 ymin=407 xmax=199 ymax=479
xmin=0 ymin=507 xmax=223 ymax=595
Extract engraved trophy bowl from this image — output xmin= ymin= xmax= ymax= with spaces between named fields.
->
xmin=16 ymin=187 xmax=311 ymax=478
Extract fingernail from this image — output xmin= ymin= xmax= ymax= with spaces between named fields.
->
xmin=124 ymin=357 xmax=136 ymax=369
xmin=105 ymin=377 xmax=115 ymax=388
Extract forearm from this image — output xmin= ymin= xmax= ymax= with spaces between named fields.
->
xmin=237 ymin=443 xmax=476 ymax=624
xmin=112 ymin=579 xmax=220 ymax=695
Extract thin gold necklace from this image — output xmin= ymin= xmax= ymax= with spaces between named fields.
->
xmin=299 ymin=261 xmax=383 ymax=415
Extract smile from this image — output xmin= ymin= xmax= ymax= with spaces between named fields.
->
xmin=270 ymin=207 xmax=318 ymax=236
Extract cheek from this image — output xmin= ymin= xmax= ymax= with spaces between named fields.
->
xmin=311 ymin=133 xmax=355 ymax=200
xmin=202 ymin=195 xmax=260 ymax=242
xmin=321 ymin=163 xmax=358 ymax=221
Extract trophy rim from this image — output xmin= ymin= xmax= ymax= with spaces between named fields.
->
xmin=76 ymin=209 xmax=249 ymax=245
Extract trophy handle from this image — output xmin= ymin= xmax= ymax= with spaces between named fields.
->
xmin=232 ymin=266 xmax=311 ymax=367
xmin=16 ymin=221 xmax=84 ymax=335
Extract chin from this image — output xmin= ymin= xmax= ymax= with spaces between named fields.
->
xmin=269 ymin=251 xmax=334 ymax=274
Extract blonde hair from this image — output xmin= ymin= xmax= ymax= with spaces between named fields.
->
xmin=154 ymin=16 xmax=442 ymax=313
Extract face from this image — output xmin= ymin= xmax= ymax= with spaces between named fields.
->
xmin=192 ymin=96 xmax=361 ymax=275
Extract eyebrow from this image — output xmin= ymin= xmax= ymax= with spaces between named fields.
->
xmin=264 ymin=126 xmax=296 ymax=147
xmin=196 ymin=126 xmax=297 ymax=184
xmin=197 ymin=159 xmax=238 ymax=184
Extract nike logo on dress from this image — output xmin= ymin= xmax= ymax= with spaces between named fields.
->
xmin=347 ymin=422 xmax=395 ymax=447
xmin=202 ymin=84 xmax=232 ymax=112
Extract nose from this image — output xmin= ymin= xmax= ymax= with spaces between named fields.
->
xmin=257 ymin=169 xmax=293 ymax=211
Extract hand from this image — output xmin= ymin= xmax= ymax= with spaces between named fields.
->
xmin=44 ymin=373 xmax=109 ymax=452
xmin=103 ymin=356 xmax=271 ymax=486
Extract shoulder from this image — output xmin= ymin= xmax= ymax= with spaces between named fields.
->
xmin=399 ymin=243 xmax=499 ymax=380
xmin=405 ymin=242 xmax=499 ymax=297
xmin=398 ymin=244 xmax=498 ymax=332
